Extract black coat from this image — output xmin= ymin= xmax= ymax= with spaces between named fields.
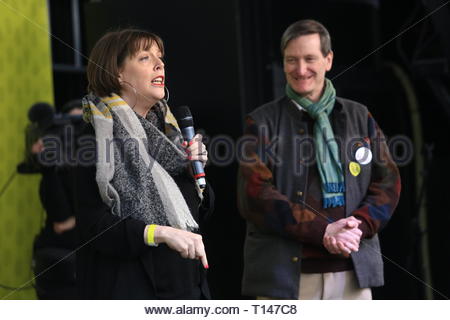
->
xmin=74 ymin=126 xmax=214 ymax=299
xmin=35 ymin=167 xmax=77 ymax=250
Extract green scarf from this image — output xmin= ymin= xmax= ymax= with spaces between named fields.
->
xmin=286 ymin=78 xmax=345 ymax=208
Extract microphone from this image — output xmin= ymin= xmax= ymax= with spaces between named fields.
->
xmin=174 ymin=106 xmax=206 ymax=189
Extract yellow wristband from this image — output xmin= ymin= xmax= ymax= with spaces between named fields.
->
xmin=146 ymin=224 xmax=158 ymax=247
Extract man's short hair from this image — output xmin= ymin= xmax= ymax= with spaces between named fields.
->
xmin=87 ymin=28 xmax=164 ymax=97
xmin=281 ymin=19 xmax=332 ymax=57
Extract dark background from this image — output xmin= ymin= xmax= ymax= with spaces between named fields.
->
xmin=49 ymin=0 xmax=450 ymax=299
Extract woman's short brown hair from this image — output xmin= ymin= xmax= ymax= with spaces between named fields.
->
xmin=87 ymin=28 xmax=164 ymax=97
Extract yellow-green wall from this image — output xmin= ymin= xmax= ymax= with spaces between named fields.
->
xmin=0 ymin=0 xmax=53 ymax=299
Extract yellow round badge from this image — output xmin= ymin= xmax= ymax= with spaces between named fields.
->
xmin=349 ymin=161 xmax=361 ymax=177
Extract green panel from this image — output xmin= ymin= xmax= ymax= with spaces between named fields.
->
xmin=0 ymin=0 xmax=54 ymax=299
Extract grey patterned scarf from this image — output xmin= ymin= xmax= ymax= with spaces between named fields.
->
xmin=82 ymin=93 xmax=198 ymax=231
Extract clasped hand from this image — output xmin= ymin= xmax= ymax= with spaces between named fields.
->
xmin=323 ymin=216 xmax=362 ymax=257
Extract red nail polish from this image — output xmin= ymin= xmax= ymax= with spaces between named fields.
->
xmin=205 ymin=265 xmax=209 ymax=269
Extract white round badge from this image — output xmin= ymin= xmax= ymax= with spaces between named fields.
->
xmin=355 ymin=147 xmax=372 ymax=165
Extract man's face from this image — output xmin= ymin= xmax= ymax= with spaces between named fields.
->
xmin=283 ymin=33 xmax=333 ymax=102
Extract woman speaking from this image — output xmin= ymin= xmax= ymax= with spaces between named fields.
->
xmin=75 ymin=28 xmax=213 ymax=299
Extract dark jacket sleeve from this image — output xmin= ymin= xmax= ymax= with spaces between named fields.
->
xmin=199 ymin=181 xmax=215 ymax=222
xmin=171 ymin=169 xmax=215 ymax=225
xmin=73 ymin=126 xmax=149 ymax=259
xmin=74 ymin=164 xmax=149 ymax=258
xmin=40 ymin=167 xmax=73 ymax=223
xmin=351 ymin=113 xmax=401 ymax=238
xmin=237 ymin=115 xmax=328 ymax=245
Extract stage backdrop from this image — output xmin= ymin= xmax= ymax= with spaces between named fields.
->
xmin=0 ymin=0 xmax=53 ymax=299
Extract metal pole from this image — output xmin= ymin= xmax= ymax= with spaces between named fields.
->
xmin=71 ymin=0 xmax=82 ymax=68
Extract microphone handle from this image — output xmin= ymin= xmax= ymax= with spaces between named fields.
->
xmin=181 ymin=126 xmax=206 ymax=189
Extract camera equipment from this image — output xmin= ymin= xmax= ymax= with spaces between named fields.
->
xmin=17 ymin=102 xmax=85 ymax=174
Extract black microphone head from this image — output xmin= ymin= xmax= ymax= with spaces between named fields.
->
xmin=28 ymin=102 xmax=54 ymax=125
xmin=173 ymin=105 xmax=194 ymax=128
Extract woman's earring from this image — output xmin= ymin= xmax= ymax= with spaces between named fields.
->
xmin=120 ymin=80 xmax=138 ymax=109
xmin=164 ymin=86 xmax=170 ymax=103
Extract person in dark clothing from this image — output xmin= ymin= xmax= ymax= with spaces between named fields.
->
xmin=31 ymin=101 xmax=84 ymax=299
xmin=237 ymin=19 xmax=401 ymax=299
xmin=74 ymin=28 xmax=213 ymax=299
xmin=33 ymin=167 xmax=77 ymax=299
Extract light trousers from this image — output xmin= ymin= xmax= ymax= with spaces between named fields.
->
xmin=298 ymin=270 xmax=372 ymax=300
xmin=257 ymin=270 xmax=372 ymax=300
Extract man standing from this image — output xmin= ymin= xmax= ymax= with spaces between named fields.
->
xmin=237 ymin=19 xmax=400 ymax=299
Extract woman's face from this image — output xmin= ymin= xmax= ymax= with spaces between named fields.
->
xmin=118 ymin=42 xmax=165 ymax=107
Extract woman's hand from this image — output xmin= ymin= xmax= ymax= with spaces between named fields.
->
xmin=154 ymin=225 xmax=209 ymax=269
xmin=183 ymin=134 xmax=208 ymax=166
